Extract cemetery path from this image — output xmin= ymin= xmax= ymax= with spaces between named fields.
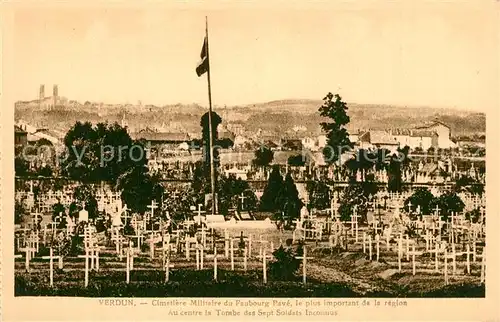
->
xmin=307 ymin=261 xmax=378 ymax=295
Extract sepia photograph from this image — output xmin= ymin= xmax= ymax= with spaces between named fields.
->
xmin=1 ymin=1 xmax=498 ymax=320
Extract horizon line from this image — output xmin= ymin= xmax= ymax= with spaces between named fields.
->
xmin=14 ymin=96 xmax=486 ymax=114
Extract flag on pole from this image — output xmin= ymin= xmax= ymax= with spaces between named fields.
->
xmin=196 ymin=37 xmax=209 ymax=77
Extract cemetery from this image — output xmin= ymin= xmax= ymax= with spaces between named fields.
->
xmin=14 ymin=177 xmax=486 ymax=297
xmin=13 ymin=92 xmax=486 ymax=298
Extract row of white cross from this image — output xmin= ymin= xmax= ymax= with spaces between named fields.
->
xmin=16 ymin=223 xmax=318 ymax=287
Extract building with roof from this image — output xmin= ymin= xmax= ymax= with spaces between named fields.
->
xmin=409 ymin=129 xmax=438 ymax=151
xmin=358 ymin=130 xmax=399 ymax=152
xmin=132 ymin=128 xmax=191 ymax=156
xmin=133 ymin=130 xmax=190 ymax=144
xmin=389 ymin=120 xmax=455 ymax=151
xmin=28 ymin=128 xmax=61 ymax=146
xmin=414 ymin=120 xmax=456 ymax=149
xmin=15 ymin=125 xmax=28 ymax=147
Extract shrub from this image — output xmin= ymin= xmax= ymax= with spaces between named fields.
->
xmin=268 ymin=246 xmax=300 ymax=281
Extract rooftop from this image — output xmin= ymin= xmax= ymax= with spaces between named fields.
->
xmin=132 ymin=132 xmax=190 ymax=142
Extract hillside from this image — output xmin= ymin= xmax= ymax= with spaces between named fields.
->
xmin=14 ymin=99 xmax=485 ymax=137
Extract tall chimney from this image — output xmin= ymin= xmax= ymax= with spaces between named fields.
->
xmin=39 ymin=85 xmax=45 ymax=101
xmin=39 ymin=84 xmax=45 ymax=110
xmin=53 ymin=85 xmax=58 ymax=109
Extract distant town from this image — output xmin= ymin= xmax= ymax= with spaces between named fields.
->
xmin=15 ymin=84 xmax=485 ymax=186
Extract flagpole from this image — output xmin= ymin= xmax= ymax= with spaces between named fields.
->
xmin=205 ymin=17 xmax=217 ymax=215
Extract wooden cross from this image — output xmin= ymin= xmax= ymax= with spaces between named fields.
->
xmin=30 ymin=213 xmax=42 ymax=231
xmin=362 ymin=232 xmax=367 ymax=254
xmin=243 ymin=247 xmax=248 ymax=271
xmin=112 ymin=232 xmax=126 ymax=260
xmin=147 ymin=200 xmax=158 ymax=218
xmin=121 ymin=208 xmax=132 ymax=225
xmin=239 ymin=193 xmax=247 ymax=210
xmin=213 ymin=247 xmax=218 ymax=281
xmin=18 ymin=246 xmax=36 ymax=272
xmin=457 ymin=244 xmax=473 ymax=274
xmin=253 ymin=235 xmax=269 ymax=258
xmin=443 ymin=247 xmax=451 ymax=285
xmin=345 ymin=216 xmax=357 ymax=237
xmin=77 ymin=249 xmax=91 ymax=287
xmin=197 ymin=225 xmax=208 ymax=249
xmin=351 ymin=210 xmax=361 ymax=242
xmin=368 ymin=234 xmax=373 ymax=260
xmin=195 ymin=203 xmax=204 ymax=217
xmin=397 ymin=234 xmax=403 ymax=272
xmin=257 ymin=246 xmax=274 ymax=284
xmin=230 ymin=238 xmax=235 ymax=270
xmin=125 ymin=241 xmax=139 ymax=283
xmin=407 ymin=244 xmax=423 ymax=276
xmin=196 ymin=243 xmax=206 ymax=270
xmin=164 ymin=250 xmax=175 ymax=282
xmin=27 ymin=232 xmax=39 ymax=255
xmin=185 ymin=236 xmax=198 ymax=260
xmin=295 ymin=245 xmax=313 ymax=284
xmin=148 ymin=234 xmax=156 ymax=259
xmin=41 ymin=247 xmax=61 ymax=287
xmin=224 ymin=229 xmax=231 ymax=258
xmin=160 ymin=234 xmax=171 ymax=266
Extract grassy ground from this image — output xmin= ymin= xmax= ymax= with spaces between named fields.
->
xmin=14 ymin=224 xmax=485 ymax=298
xmin=15 ymin=246 xmax=485 ymax=297
xmin=15 ymin=269 xmax=358 ymax=297
xmin=14 ymin=267 xmax=484 ymax=297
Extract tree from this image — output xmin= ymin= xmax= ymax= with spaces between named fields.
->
xmin=259 ymin=165 xmax=284 ymax=212
xmin=432 ymin=192 xmax=465 ymax=221
xmin=338 ymin=184 xmax=370 ymax=222
xmin=373 ymin=148 xmax=391 ymax=171
xmin=404 ymin=188 xmax=435 ymax=216
xmin=281 ymin=173 xmax=303 ymax=220
xmin=454 ymin=175 xmax=484 ymax=195
xmin=118 ymin=166 xmax=164 ymax=215
xmin=387 ymin=148 xmax=409 ymax=193
xmin=253 ymin=146 xmax=274 ymax=167
xmin=346 ymin=149 xmax=373 ymax=181
xmin=217 ymin=175 xmax=258 ymax=216
xmin=360 ymin=173 xmax=379 ymax=197
xmin=61 ymin=121 xmax=146 ymax=183
xmin=200 ymin=111 xmax=222 ymax=180
xmin=319 ymin=93 xmax=353 ymax=165
xmin=306 ymin=181 xmax=331 ymax=210
xmin=287 ymin=154 xmax=306 ymax=167
xmin=387 ymin=156 xmax=403 ymax=192
xmin=161 ymin=187 xmax=197 ymax=225
xmin=218 ymin=138 xmax=234 ymax=149
xmin=15 ymin=157 xmax=30 ymax=177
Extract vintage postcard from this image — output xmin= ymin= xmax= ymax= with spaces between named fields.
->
xmin=1 ymin=0 xmax=499 ymax=321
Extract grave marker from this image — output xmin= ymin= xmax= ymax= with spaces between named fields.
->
xmin=295 ymin=245 xmax=313 ymax=284
xmin=41 ymin=247 xmax=60 ymax=287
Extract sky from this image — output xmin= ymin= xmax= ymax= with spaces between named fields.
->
xmin=6 ymin=1 xmax=499 ymax=111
